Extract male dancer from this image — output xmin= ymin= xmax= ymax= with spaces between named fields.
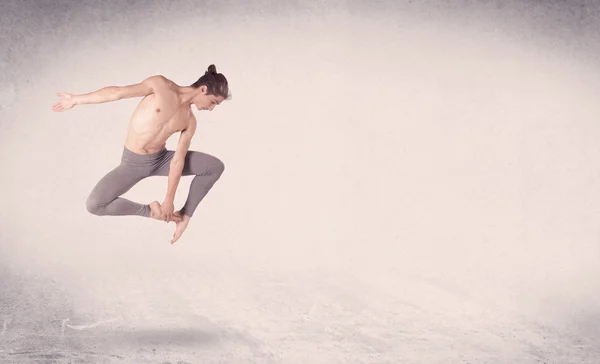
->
xmin=52 ymin=64 xmax=229 ymax=244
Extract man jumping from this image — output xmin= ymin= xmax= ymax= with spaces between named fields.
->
xmin=52 ymin=64 xmax=230 ymax=244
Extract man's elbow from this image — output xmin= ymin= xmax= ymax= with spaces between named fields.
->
xmin=108 ymin=86 xmax=123 ymax=101
xmin=170 ymin=158 xmax=185 ymax=170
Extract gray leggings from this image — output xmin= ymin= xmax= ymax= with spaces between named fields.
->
xmin=86 ymin=147 xmax=225 ymax=218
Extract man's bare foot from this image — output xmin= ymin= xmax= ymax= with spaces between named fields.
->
xmin=149 ymin=201 xmax=182 ymax=223
xmin=171 ymin=212 xmax=190 ymax=244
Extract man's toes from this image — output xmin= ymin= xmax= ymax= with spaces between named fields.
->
xmin=171 ymin=228 xmax=184 ymax=244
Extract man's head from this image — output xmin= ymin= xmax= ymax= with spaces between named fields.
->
xmin=190 ymin=64 xmax=230 ymax=111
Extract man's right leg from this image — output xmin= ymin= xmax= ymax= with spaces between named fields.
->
xmin=85 ymin=163 xmax=152 ymax=217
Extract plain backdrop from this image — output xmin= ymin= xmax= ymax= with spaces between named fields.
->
xmin=1 ymin=0 xmax=600 ymax=362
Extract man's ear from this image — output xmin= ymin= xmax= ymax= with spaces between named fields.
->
xmin=199 ymin=85 xmax=208 ymax=94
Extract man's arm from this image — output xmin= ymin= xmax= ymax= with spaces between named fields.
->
xmin=52 ymin=75 xmax=168 ymax=112
xmin=163 ymin=117 xmax=197 ymax=215
xmin=72 ymin=75 xmax=166 ymax=105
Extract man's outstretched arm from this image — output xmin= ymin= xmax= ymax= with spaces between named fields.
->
xmin=52 ymin=75 xmax=167 ymax=112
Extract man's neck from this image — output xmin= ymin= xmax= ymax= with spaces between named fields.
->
xmin=177 ymin=86 xmax=198 ymax=106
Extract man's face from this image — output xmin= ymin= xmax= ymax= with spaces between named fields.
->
xmin=193 ymin=87 xmax=224 ymax=111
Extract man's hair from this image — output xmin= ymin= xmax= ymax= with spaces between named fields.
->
xmin=191 ymin=64 xmax=231 ymax=100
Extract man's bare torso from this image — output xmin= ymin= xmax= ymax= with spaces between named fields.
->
xmin=124 ymin=78 xmax=195 ymax=155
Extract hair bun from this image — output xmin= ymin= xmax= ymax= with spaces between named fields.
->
xmin=207 ymin=64 xmax=217 ymax=74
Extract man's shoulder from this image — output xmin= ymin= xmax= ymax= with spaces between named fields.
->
xmin=143 ymin=75 xmax=176 ymax=91
xmin=186 ymin=110 xmax=198 ymax=130
xmin=188 ymin=110 xmax=197 ymax=123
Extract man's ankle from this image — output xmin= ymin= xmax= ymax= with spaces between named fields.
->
xmin=178 ymin=210 xmax=191 ymax=220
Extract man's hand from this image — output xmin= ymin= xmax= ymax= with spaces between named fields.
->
xmin=52 ymin=93 xmax=76 ymax=112
xmin=161 ymin=198 xmax=175 ymax=222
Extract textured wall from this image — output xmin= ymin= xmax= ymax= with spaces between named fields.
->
xmin=1 ymin=0 xmax=600 ymax=362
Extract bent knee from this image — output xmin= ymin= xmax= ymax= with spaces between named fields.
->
xmin=206 ymin=158 xmax=225 ymax=179
xmin=85 ymin=195 xmax=104 ymax=215
xmin=214 ymin=159 xmax=225 ymax=176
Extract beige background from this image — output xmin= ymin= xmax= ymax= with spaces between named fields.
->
xmin=1 ymin=0 xmax=599 ymax=362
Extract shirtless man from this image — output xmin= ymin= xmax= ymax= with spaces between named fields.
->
xmin=52 ymin=64 xmax=230 ymax=244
